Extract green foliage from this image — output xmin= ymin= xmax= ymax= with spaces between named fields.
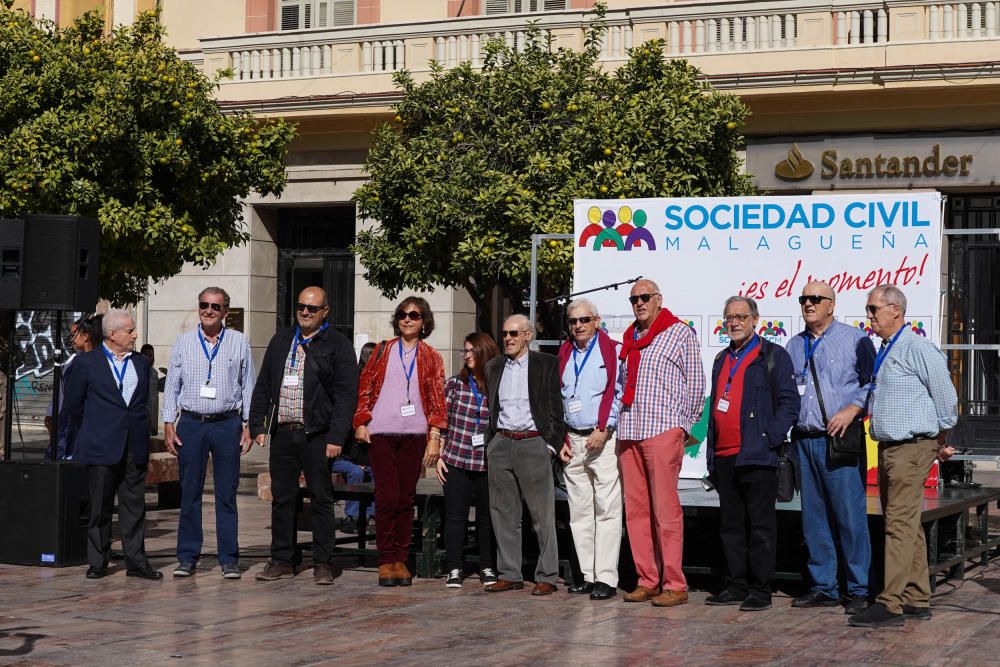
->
xmin=353 ymin=4 xmax=752 ymax=327
xmin=0 ymin=4 xmax=295 ymax=305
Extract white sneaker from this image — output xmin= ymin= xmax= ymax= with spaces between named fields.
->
xmin=445 ymin=569 xmax=463 ymax=588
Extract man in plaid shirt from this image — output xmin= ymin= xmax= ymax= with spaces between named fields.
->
xmin=617 ymin=279 xmax=705 ymax=608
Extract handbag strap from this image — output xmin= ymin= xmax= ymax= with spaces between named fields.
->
xmin=807 ymin=356 xmax=830 ymax=426
xmin=763 ymin=343 xmax=788 ymax=457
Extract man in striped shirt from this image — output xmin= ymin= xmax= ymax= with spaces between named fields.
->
xmin=162 ymin=287 xmax=256 ymax=579
xmin=617 ymin=279 xmax=705 ymax=608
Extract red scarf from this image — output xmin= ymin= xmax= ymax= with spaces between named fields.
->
xmin=619 ymin=307 xmax=683 ymax=407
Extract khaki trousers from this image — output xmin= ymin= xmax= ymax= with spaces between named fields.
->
xmin=564 ymin=431 xmax=623 ymax=587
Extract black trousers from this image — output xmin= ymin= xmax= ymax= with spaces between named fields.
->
xmin=443 ymin=464 xmax=495 ymax=571
xmin=269 ymin=428 xmax=336 ymax=565
xmin=87 ymin=447 xmax=149 ymax=570
xmin=712 ymin=455 xmax=777 ymax=600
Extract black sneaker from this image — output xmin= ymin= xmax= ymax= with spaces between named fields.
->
xmin=901 ymin=604 xmax=932 ymax=620
xmin=739 ymin=596 xmax=772 ymax=612
xmin=173 ymin=562 xmax=195 ymax=578
xmin=792 ymin=591 xmax=840 ymax=608
xmin=705 ymin=590 xmax=745 ymax=606
xmin=479 ymin=567 xmax=498 ymax=587
xmin=445 ymin=569 xmax=463 ymax=588
xmin=848 ymin=602 xmax=904 ymax=628
xmin=844 ymin=595 xmax=870 ymax=615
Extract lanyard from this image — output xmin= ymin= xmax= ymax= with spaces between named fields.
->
xmin=871 ymin=326 xmax=905 ymax=385
xmin=399 ymin=339 xmax=418 ymax=402
xmin=801 ymin=330 xmax=827 ymax=375
xmin=571 ymin=335 xmax=597 ymax=396
xmin=198 ymin=325 xmax=225 ymax=382
xmin=468 ymin=376 xmax=485 ymax=429
xmin=103 ymin=345 xmax=130 ymax=392
xmin=723 ymin=335 xmax=759 ymax=397
xmin=289 ymin=323 xmax=328 ymax=369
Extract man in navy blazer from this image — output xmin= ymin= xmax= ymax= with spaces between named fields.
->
xmin=63 ymin=309 xmax=162 ymax=580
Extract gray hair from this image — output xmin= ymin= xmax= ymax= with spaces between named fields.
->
xmin=504 ymin=313 xmax=534 ymax=336
xmin=198 ymin=286 xmax=230 ymax=309
xmin=566 ymin=298 xmax=599 ymax=318
xmin=869 ymin=284 xmax=907 ymax=314
xmin=102 ymin=309 xmax=134 ymax=337
xmin=723 ymin=295 xmax=759 ymax=317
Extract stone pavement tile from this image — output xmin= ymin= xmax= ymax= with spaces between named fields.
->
xmin=648 ymin=642 xmax=789 ymax=666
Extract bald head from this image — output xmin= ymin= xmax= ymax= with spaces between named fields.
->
xmin=296 ymin=286 xmax=330 ymax=336
xmin=802 ymin=281 xmax=835 ymax=301
xmin=800 ymin=280 xmax=836 ymax=334
xmin=629 ymin=279 xmax=663 ymax=329
xmin=501 ymin=314 xmax=533 ymax=359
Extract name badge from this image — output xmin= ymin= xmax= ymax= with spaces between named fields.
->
xmin=471 ymin=433 xmax=486 ymax=448
xmin=797 ymin=384 xmax=807 ymax=396
xmin=282 ymin=375 xmax=299 ymax=387
xmin=199 ymin=385 xmax=217 ymax=399
xmin=716 ymin=397 xmax=730 ymax=413
xmin=567 ymin=399 xmax=583 ymax=414
xmin=400 ymin=404 xmax=417 ymax=417
xmin=796 ymin=374 xmax=808 ymax=396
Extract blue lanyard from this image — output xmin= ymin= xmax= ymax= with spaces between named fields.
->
xmin=103 ymin=345 xmax=130 ymax=392
xmin=198 ymin=325 xmax=225 ymax=382
xmin=871 ymin=326 xmax=905 ymax=385
xmin=571 ymin=335 xmax=597 ymax=396
xmin=468 ymin=376 xmax=485 ymax=429
xmin=289 ymin=323 xmax=328 ymax=369
xmin=801 ymin=330 xmax=826 ymax=375
xmin=399 ymin=339 xmax=418 ymax=401
xmin=723 ymin=335 xmax=759 ymax=397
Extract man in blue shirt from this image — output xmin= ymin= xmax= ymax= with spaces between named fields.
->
xmin=786 ymin=281 xmax=875 ymax=615
xmin=557 ymin=299 xmax=623 ymax=601
xmin=849 ymin=284 xmax=958 ymax=628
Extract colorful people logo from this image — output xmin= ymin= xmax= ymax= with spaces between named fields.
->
xmin=712 ymin=319 xmax=729 ymax=336
xmin=758 ymin=321 xmax=788 ymax=337
xmin=853 ymin=320 xmax=877 ymax=338
xmin=581 ymin=206 xmax=655 ymax=251
xmin=684 ymin=319 xmax=697 ymax=332
xmin=907 ymin=321 xmax=927 ymax=337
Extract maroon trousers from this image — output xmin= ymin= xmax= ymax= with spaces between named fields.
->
xmin=369 ymin=433 xmax=426 ymax=566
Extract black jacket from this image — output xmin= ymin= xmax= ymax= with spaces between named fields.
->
xmin=484 ymin=350 xmax=566 ymax=450
xmin=248 ymin=325 xmax=359 ymax=444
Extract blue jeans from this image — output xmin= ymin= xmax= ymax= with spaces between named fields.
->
xmin=795 ymin=436 xmax=870 ymax=597
xmin=330 ymin=457 xmax=373 ymax=519
xmin=176 ymin=414 xmax=242 ymax=565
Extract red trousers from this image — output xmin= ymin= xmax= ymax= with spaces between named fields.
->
xmin=369 ymin=434 xmax=426 ymax=566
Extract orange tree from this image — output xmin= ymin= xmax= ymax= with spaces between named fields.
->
xmin=0 ymin=4 xmax=294 ymax=305
xmin=353 ymin=4 xmax=751 ymax=333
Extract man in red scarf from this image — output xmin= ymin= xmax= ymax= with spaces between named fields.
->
xmin=617 ymin=279 xmax=705 ymax=608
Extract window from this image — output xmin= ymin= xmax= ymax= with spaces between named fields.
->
xmin=484 ymin=0 xmax=568 ymax=14
xmin=280 ymin=0 xmax=355 ymax=31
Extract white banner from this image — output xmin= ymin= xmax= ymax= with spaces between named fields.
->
xmin=573 ymin=192 xmax=943 ymax=478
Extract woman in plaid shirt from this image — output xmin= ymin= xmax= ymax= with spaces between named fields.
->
xmin=436 ymin=332 xmax=501 ymax=588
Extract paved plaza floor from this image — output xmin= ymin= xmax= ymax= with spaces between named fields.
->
xmin=3 ymin=482 xmax=1000 ymax=666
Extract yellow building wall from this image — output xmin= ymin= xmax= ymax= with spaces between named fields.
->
xmin=162 ymin=0 xmax=246 ymax=50
xmin=382 ymin=0 xmax=449 ymax=23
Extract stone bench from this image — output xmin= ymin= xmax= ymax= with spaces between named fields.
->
xmin=146 ymin=438 xmax=180 ymax=508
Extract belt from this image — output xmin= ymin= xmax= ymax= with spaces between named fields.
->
xmin=499 ymin=429 xmax=541 ymax=440
xmin=567 ymin=426 xmax=595 ymax=437
xmin=183 ymin=410 xmax=239 ymax=424
xmin=793 ymin=429 xmax=827 ymax=439
xmin=881 ymin=434 xmax=936 ymax=447
xmin=276 ymin=422 xmax=306 ymax=431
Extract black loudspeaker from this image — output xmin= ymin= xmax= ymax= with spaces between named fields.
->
xmin=0 ymin=218 xmax=25 ymax=310
xmin=21 ymin=214 xmax=100 ymax=311
xmin=0 ymin=461 xmax=90 ymax=566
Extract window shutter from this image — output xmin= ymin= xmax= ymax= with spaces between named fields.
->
xmin=280 ymin=1 xmax=301 ymax=30
xmin=543 ymin=0 xmax=566 ymax=11
xmin=485 ymin=0 xmax=510 ymax=15
xmin=316 ymin=1 xmax=329 ymax=27
xmin=332 ymin=0 xmax=355 ymax=26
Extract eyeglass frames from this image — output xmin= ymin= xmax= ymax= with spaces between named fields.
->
xmin=628 ymin=292 xmax=660 ymax=305
xmin=865 ymin=303 xmax=895 ymax=316
xmin=296 ymin=302 xmax=326 ymax=314
xmin=199 ymin=301 xmax=224 ymax=312
xmin=501 ymin=330 xmax=526 ymax=339
xmin=567 ymin=316 xmax=596 ymax=326
xmin=395 ymin=310 xmax=424 ymax=321
xmin=798 ymin=295 xmax=833 ymax=306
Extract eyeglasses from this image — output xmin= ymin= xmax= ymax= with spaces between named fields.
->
xmin=723 ymin=313 xmax=752 ymax=323
xmin=462 ymin=348 xmax=475 ymax=356
xmin=501 ymin=330 xmax=526 ymax=339
xmin=199 ymin=301 xmax=223 ymax=312
xmin=798 ymin=295 xmax=833 ymax=306
xmin=396 ymin=310 xmax=424 ymax=321
xmin=296 ymin=302 xmax=325 ymax=314
xmin=865 ymin=303 xmax=895 ymax=316
xmin=628 ymin=293 xmax=660 ymax=305
xmin=567 ymin=316 xmax=596 ymax=326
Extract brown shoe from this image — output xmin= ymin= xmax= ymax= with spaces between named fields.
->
xmin=395 ymin=561 xmax=413 ymax=587
xmin=650 ymin=590 xmax=689 ymax=607
xmin=531 ymin=582 xmax=557 ymax=596
xmin=623 ymin=585 xmax=661 ymax=602
xmin=255 ymin=560 xmax=295 ymax=581
xmin=313 ymin=562 xmax=335 ymax=585
xmin=485 ymin=579 xmax=525 ymax=592
xmin=378 ymin=564 xmax=397 ymax=587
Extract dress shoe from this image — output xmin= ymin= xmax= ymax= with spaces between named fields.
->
xmin=705 ymin=590 xmax=745 ymax=606
xmin=485 ymin=579 xmax=525 ymax=592
xmin=848 ymin=602 xmax=904 ymax=628
xmin=902 ymin=604 xmax=932 ymax=620
xmin=567 ymin=581 xmax=594 ymax=594
xmin=844 ymin=595 xmax=870 ymax=615
xmin=255 ymin=560 xmax=295 ymax=581
xmin=126 ymin=565 xmax=163 ymax=580
xmin=792 ymin=591 xmax=840 ymax=608
xmin=739 ymin=596 xmax=772 ymax=611
xmin=623 ymin=585 xmax=661 ymax=603
xmin=650 ymin=590 xmax=688 ymax=608
xmin=531 ymin=582 xmax=557 ymax=596
xmin=394 ymin=561 xmax=413 ymax=586
xmin=85 ymin=566 xmax=107 ymax=580
xmin=378 ymin=563 xmax=397 ymax=587
xmin=313 ymin=562 xmax=335 ymax=585
xmin=590 ymin=582 xmax=617 ymax=600
xmin=339 ymin=516 xmax=357 ymax=535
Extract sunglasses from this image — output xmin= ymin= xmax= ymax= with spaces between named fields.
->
xmin=865 ymin=303 xmax=894 ymax=316
xmin=798 ymin=295 xmax=833 ymax=306
xmin=629 ymin=293 xmax=660 ymax=305
xmin=567 ymin=316 xmax=596 ymax=326
xmin=501 ymin=330 xmax=526 ymax=339
xmin=396 ymin=310 xmax=424 ymax=321
xmin=199 ymin=301 xmax=224 ymax=312
xmin=296 ymin=302 xmax=325 ymax=314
